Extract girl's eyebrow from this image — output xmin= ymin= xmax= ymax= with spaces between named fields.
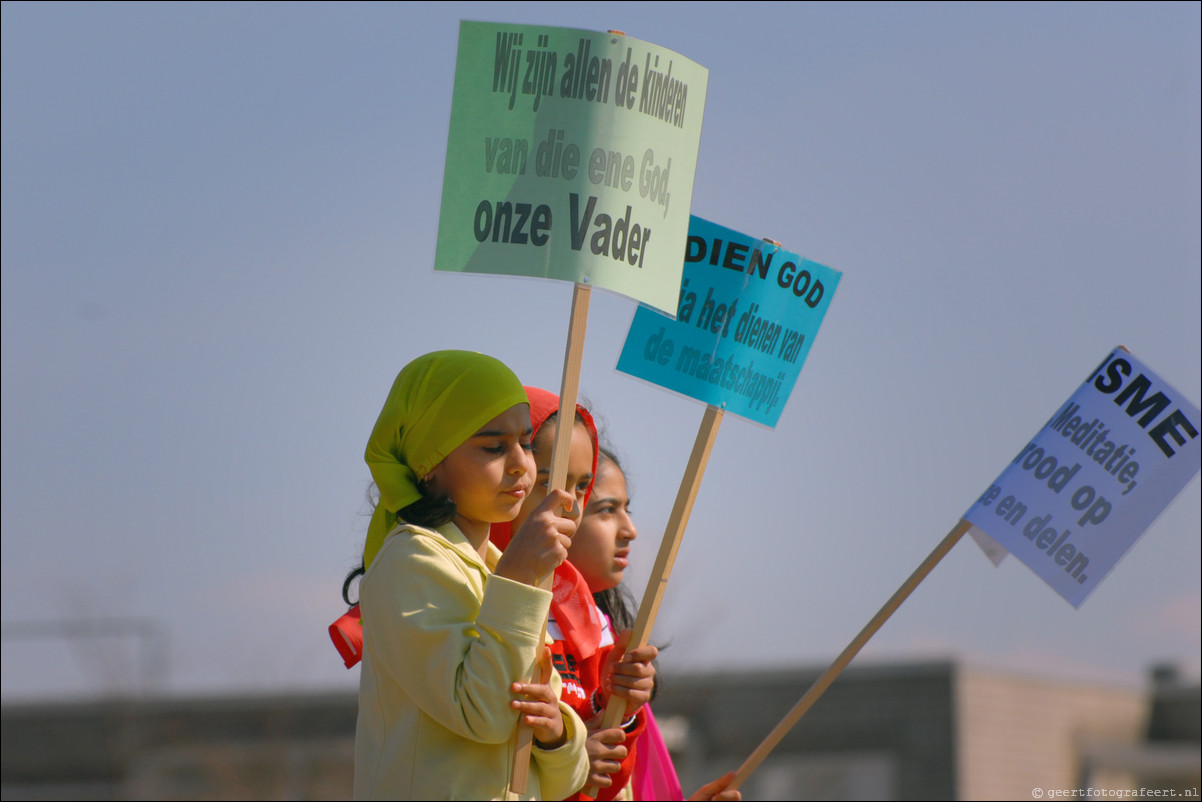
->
xmin=471 ymin=425 xmax=533 ymax=438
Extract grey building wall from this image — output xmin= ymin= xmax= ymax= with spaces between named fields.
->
xmin=2 ymin=661 xmax=1194 ymax=801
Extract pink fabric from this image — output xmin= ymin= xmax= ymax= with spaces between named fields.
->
xmin=632 ymin=704 xmax=683 ymax=801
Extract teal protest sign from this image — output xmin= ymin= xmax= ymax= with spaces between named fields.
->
xmin=435 ymin=22 xmax=708 ymax=315
xmin=616 ymin=216 xmax=841 ymax=427
xmin=965 ymin=347 xmax=1201 ymax=607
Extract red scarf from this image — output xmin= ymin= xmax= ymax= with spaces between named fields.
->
xmin=489 ymin=386 xmax=604 ymax=660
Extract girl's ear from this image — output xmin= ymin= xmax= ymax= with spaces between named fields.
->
xmin=421 ymin=467 xmax=440 ymax=495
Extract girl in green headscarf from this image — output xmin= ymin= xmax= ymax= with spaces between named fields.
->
xmin=350 ymin=351 xmax=589 ymax=801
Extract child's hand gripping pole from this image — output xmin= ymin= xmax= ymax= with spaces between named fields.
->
xmin=584 ymin=403 xmax=723 ymax=797
xmin=511 ymin=646 xmax=568 ymax=749
xmin=510 ymin=281 xmax=592 ymax=795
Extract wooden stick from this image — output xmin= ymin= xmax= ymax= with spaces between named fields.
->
xmin=510 ymin=281 xmax=592 ymax=795
xmin=583 ymin=403 xmax=724 ymax=797
xmin=546 ymin=282 xmax=591 ymax=501
xmin=728 ymin=518 xmax=972 ymax=791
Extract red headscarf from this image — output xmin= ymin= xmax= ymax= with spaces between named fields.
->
xmin=489 ymin=386 xmax=605 ymax=660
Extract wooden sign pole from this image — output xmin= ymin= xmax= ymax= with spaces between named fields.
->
xmin=729 ymin=518 xmax=972 ymax=790
xmin=583 ymin=402 xmax=724 ymax=797
xmin=510 ymin=281 xmax=592 ymax=794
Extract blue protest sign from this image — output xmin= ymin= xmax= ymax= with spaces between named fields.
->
xmin=616 ymin=216 xmax=840 ymax=427
xmin=965 ymin=347 xmax=1201 ymax=607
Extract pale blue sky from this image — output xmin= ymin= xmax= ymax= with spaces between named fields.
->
xmin=3 ymin=1 xmax=1199 ymax=700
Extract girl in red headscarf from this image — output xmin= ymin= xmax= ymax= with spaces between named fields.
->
xmin=489 ymin=388 xmax=657 ymax=801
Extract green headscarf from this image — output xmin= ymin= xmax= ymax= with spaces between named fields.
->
xmin=363 ymin=350 xmax=528 ymax=569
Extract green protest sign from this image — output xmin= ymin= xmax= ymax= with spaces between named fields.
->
xmin=435 ymin=22 xmax=708 ymax=315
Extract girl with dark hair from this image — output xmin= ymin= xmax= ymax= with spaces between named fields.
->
xmin=576 ymin=447 xmax=741 ymax=802
xmin=346 ymin=352 xmax=588 ymax=800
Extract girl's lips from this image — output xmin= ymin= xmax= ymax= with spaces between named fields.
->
xmin=614 ymin=555 xmax=629 ymax=569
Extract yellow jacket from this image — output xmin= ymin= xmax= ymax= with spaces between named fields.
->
xmin=354 ymin=522 xmax=588 ymax=800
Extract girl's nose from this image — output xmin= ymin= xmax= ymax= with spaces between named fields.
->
xmin=508 ymin=443 xmax=531 ymax=473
